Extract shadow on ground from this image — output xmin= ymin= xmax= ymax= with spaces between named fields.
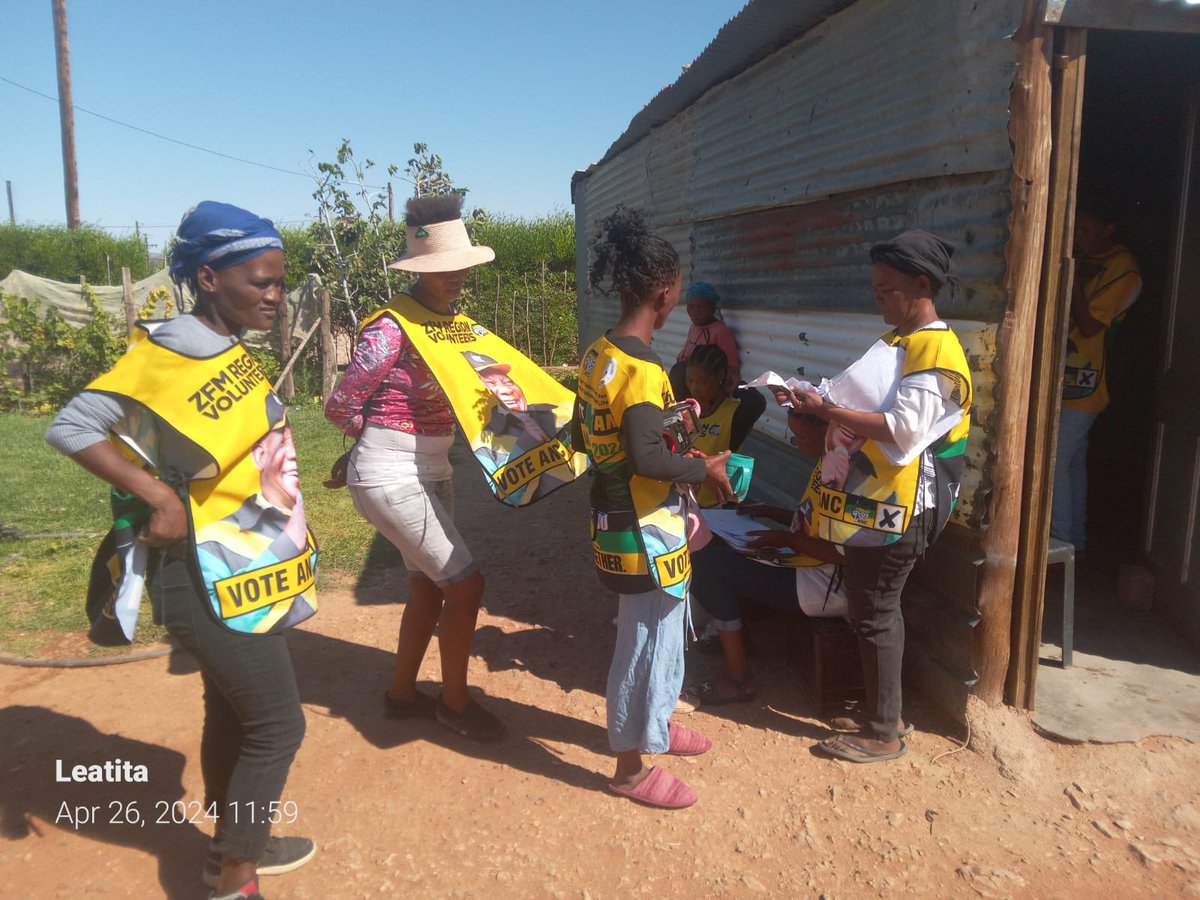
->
xmin=0 ymin=706 xmax=210 ymax=900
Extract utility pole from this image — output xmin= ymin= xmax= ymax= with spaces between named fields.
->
xmin=52 ymin=0 xmax=81 ymax=229
xmin=5 ymin=181 xmax=14 ymax=225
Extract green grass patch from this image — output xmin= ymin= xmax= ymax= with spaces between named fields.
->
xmin=0 ymin=406 xmax=378 ymax=656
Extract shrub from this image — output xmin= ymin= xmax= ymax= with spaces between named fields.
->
xmin=0 ymin=224 xmax=152 ymax=284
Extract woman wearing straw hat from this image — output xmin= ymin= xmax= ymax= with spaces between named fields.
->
xmin=325 ymin=194 xmax=505 ymax=742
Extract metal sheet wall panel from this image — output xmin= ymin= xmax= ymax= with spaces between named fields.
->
xmin=689 ymin=0 xmax=1022 ymax=220
xmin=689 ymin=171 xmax=1011 ymax=321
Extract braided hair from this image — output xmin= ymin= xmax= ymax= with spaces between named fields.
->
xmin=687 ymin=343 xmax=729 ymax=381
xmin=588 ymin=206 xmax=680 ymax=306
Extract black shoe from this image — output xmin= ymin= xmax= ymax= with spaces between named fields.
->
xmin=435 ymin=696 xmax=506 ymax=742
xmin=383 ymin=689 xmax=437 ymax=720
xmin=203 ymin=835 xmax=317 ymax=887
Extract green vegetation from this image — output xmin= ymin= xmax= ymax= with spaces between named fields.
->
xmin=0 ymin=224 xmax=153 ymax=284
xmin=0 ymin=405 xmax=376 ymax=657
xmin=0 ymin=284 xmax=127 ymax=412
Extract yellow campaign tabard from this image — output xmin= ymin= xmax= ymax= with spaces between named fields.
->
xmin=86 ymin=322 xmax=318 ymax=634
xmin=592 ymin=547 xmax=647 ymax=577
xmin=692 ymin=396 xmax=739 ymax=507
xmin=577 ymin=335 xmax=692 ymax=600
xmin=362 ymin=294 xmax=588 ymax=506
xmin=800 ymin=324 xmax=972 ymax=548
xmin=215 ymin=534 xmax=316 ymax=618
xmin=1063 ymin=246 xmax=1141 ymax=414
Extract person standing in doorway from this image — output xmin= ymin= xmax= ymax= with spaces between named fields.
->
xmin=1051 ymin=198 xmax=1142 ymax=557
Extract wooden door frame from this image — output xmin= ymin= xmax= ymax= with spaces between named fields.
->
xmin=1007 ymin=27 xmax=1088 ymax=710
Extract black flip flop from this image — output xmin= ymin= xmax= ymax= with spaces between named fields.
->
xmin=815 ymin=734 xmax=909 ymax=763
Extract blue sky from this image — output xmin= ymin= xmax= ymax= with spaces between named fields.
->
xmin=1 ymin=0 xmax=745 ymax=252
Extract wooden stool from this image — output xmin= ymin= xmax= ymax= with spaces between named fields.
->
xmin=786 ymin=615 xmax=864 ymax=709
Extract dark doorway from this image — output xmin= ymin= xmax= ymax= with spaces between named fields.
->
xmin=1075 ymin=30 xmax=1200 ymax=600
xmin=1034 ymin=28 xmax=1200 ymax=742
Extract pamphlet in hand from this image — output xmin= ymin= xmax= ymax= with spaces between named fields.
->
xmin=701 ymin=507 xmax=797 ymax=567
xmin=739 ymin=371 xmax=827 ymax=408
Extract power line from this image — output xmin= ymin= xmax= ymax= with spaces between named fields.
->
xmin=1 ymin=74 xmax=394 ymax=191
xmin=1 ymin=74 xmax=315 ymax=180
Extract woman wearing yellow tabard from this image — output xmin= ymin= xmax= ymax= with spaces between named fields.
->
xmin=324 ymin=194 xmax=507 ymax=742
xmin=46 ymin=202 xmax=317 ymax=899
xmin=775 ymin=230 xmax=972 ymax=764
xmin=574 ymin=207 xmax=732 ymax=809
xmin=685 ymin=343 xmax=764 ymax=507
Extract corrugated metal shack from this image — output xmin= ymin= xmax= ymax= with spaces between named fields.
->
xmin=572 ymin=0 xmax=1200 ymax=720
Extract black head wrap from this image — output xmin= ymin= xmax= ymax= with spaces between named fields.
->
xmin=869 ymin=230 xmax=957 ymax=293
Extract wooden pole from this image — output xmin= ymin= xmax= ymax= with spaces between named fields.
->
xmin=318 ymin=286 xmax=336 ymax=396
xmin=6 ymin=180 xmax=14 ymax=225
xmin=276 ymin=286 xmax=295 ymax=401
xmin=120 ymin=266 xmax=135 ymax=336
xmin=1007 ymin=29 xmax=1088 ymax=709
xmin=972 ymin=0 xmax=1054 ymax=705
xmin=387 ymin=182 xmax=394 ymax=222
xmin=52 ymin=0 xmax=80 ymax=229
xmin=274 ymin=319 xmax=322 ymax=393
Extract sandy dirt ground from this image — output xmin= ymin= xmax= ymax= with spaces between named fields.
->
xmin=3 ymin=444 xmax=1200 ymax=899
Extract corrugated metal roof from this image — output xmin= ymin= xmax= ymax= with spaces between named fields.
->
xmin=574 ymin=0 xmax=855 ymax=189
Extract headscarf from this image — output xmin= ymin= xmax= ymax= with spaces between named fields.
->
xmin=168 ymin=201 xmax=283 ymax=289
xmin=685 ymin=281 xmax=721 ymax=305
xmin=869 ymin=230 xmax=956 ymax=293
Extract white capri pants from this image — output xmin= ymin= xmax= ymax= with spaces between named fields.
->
xmin=347 ymin=425 xmax=477 ymax=587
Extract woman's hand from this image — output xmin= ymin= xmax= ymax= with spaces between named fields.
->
xmin=140 ymin=484 xmax=188 ymax=548
xmin=696 ymin=449 xmax=734 ymax=505
xmin=793 ymin=389 xmax=826 ymax=417
xmin=770 ymin=386 xmax=798 ymax=408
xmin=745 ymin=529 xmax=798 ymax=552
xmin=324 ymin=450 xmax=351 ymax=489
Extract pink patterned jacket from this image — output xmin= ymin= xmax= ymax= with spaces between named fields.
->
xmin=324 ymin=313 xmax=455 ymax=438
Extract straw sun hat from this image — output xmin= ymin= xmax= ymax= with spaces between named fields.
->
xmin=389 ymin=214 xmax=495 ymax=273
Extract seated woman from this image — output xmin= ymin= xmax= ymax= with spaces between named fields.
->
xmin=668 ymin=281 xmax=766 ymax=424
xmin=686 ymin=344 xmax=764 ymax=507
xmin=689 ymin=503 xmax=845 ymax=705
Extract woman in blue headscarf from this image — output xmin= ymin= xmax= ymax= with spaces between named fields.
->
xmin=47 ymin=202 xmax=317 ymax=899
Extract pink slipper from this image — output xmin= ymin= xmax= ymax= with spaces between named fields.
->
xmin=667 ymin=721 xmax=712 ymax=756
xmin=608 ymin=766 xmax=697 ymax=809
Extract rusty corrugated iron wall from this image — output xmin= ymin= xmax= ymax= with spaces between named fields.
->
xmin=573 ymin=0 xmax=1027 ymax=719
xmin=575 ymin=0 xmax=1023 ymax=532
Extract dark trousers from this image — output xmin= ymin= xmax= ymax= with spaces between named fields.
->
xmin=154 ymin=550 xmax=306 ymax=862
xmin=691 ymin=537 xmax=799 ymax=621
xmin=841 ymin=512 xmax=935 ymax=743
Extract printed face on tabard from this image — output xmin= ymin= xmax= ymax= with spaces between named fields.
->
xmin=480 ymin=369 xmax=528 ymax=413
xmin=252 ymin=425 xmax=300 ymax=512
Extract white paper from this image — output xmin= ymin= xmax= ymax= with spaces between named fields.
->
xmin=824 ymin=340 xmax=903 ymax=413
xmin=739 ymin=371 xmax=824 ymax=407
xmin=701 ymin=508 xmax=797 ymax=567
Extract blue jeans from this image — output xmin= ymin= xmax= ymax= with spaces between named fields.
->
xmin=607 ymin=589 xmax=685 ymax=754
xmin=1051 ymin=407 xmax=1098 ymax=551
